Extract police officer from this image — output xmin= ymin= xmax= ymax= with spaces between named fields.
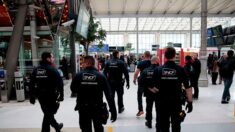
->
xmin=71 ymin=56 xmax=117 ymax=132
xmin=151 ymin=47 xmax=193 ymax=132
xmin=30 ymin=52 xmax=64 ymax=132
xmin=133 ymin=51 xmax=151 ymax=116
xmin=139 ymin=56 xmax=159 ymax=129
xmin=103 ymin=50 xmax=130 ymax=113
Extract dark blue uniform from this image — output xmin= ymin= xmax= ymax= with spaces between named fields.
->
xmin=139 ymin=64 xmax=159 ymax=127
xmin=137 ymin=60 xmax=151 ymax=112
xmin=192 ymin=58 xmax=201 ymax=98
xmin=30 ymin=63 xmax=64 ymax=132
xmin=152 ymin=61 xmax=190 ymax=132
xmin=71 ymin=67 xmax=117 ymax=132
xmin=103 ymin=58 xmax=129 ymax=112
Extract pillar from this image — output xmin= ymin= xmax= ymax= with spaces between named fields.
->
xmin=136 ymin=17 xmax=139 ymax=58
xmin=5 ymin=0 xmax=27 ymax=102
xmin=29 ymin=4 xmax=38 ymax=67
xmin=199 ymin=0 xmax=208 ymax=87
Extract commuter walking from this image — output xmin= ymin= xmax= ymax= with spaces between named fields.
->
xmin=133 ymin=51 xmax=151 ymax=116
xmin=103 ymin=50 xmax=130 ymax=113
xmin=192 ymin=53 xmax=201 ymax=99
xmin=70 ymin=56 xmax=117 ymax=132
xmin=150 ymin=47 xmax=193 ymax=132
xmin=220 ymin=50 xmax=235 ymax=104
xmin=184 ymin=55 xmax=194 ymax=88
xmin=139 ymin=56 xmax=159 ymax=129
xmin=211 ymin=55 xmax=219 ymax=85
xmin=29 ymin=52 xmax=64 ymax=132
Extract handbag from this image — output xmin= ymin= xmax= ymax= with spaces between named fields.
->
xmin=101 ymin=102 xmax=109 ymax=124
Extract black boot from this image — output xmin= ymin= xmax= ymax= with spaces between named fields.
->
xmin=55 ymin=123 xmax=63 ymax=132
xmin=145 ymin=121 xmax=152 ymax=128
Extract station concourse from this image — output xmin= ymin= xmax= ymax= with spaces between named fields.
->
xmin=1 ymin=0 xmax=235 ymax=132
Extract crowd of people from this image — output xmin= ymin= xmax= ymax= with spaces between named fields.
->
xmin=29 ymin=47 xmax=235 ymax=132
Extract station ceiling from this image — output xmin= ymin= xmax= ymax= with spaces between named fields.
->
xmin=91 ymin=0 xmax=235 ymax=31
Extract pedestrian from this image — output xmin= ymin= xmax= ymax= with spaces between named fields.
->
xmin=150 ymin=46 xmax=193 ymax=132
xmin=139 ymin=55 xmax=160 ymax=129
xmin=29 ymin=52 xmax=64 ymax=132
xmin=211 ymin=55 xmax=219 ymax=85
xmin=192 ymin=53 xmax=201 ymax=99
xmin=133 ymin=51 xmax=151 ymax=116
xmin=70 ymin=56 xmax=117 ymax=132
xmin=220 ymin=50 xmax=235 ymax=104
xmin=103 ymin=50 xmax=130 ymax=114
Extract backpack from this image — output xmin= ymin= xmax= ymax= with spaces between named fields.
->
xmin=220 ymin=61 xmax=231 ymax=78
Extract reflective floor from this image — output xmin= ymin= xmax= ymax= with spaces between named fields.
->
xmin=0 ymin=73 xmax=235 ymax=132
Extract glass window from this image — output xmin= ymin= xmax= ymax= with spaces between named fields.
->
xmin=104 ymin=34 xmax=124 ymax=47
xmin=192 ymin=33 xmax=201 ymax=48
xmin=160 ymin=33 xmax=186 ymax=48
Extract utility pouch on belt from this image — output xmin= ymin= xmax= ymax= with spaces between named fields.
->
xmin=179 ymin=110 xmax=186 ymax=122
xmin=101 ymin=102 xmax=109 ymax=124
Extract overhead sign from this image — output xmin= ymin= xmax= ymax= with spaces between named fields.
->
xmin=88 ymin=44 xmax=109 ymax=52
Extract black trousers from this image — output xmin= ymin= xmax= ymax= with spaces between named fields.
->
xmin=137 ymin=82 xmax=144 ymax=111
xmin=145 ymin=93 xmax=158 ymax=122
xmin=109 ymin=81 xmax=124 ymax=111
xmin=38 ymin=97 xmax=59 ymax=132
xmin=192 ymin=75 xmax=199 ymax=98
xmin=78 ymin=106 xmax=103 ymax=132
xmin=212 ymin=72 xmax=218 ymax=84
xmin=158 ymin=102 xmax=182 ymax=132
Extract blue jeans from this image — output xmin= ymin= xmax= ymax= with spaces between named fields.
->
xmin=222 ymin=77 xmax=233 ymax=101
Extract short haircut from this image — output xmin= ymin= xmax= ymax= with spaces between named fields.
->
xmin=41 ymin=52 xmax=52 ymax=62
xmin=151 ymin=55 xmax=159 ymax=64
xmin=84 ymin=56 xmax=95 ymax=66
xmin=144 ymin=51 xmax=151 ymax=58
xmin=112 ymin=50 xmax=119 ymax=58
xmin=164 ymin=46 xmax=176 ymax=59
xmin=227 ymin=50 xmax=234 ymax=57
xmin=185 ymin=55 xmax=192 ymax=61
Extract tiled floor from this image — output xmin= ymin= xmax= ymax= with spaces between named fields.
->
xmin=0 ymin=73 xmax=235 ymax=132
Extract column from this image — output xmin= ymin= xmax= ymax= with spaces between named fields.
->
xmin=136 ymin=17 xmax=139 ymax=58
xmin=199 ymin=0 xmax=208 ymax=87
xmin=5 ymin=0 xmax=27 ymax=102
xmin=53 ymin=36 xmax=60 ymax=66
xmin=190 ymin=17 xmax=193 ymax=48
xmin=29 ymin=4 xmax=38 ymax=67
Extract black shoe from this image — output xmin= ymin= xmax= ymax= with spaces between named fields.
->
xmin=212 ymin=83 xmax=217 ymax=85
xmin=119 ymin=107 xmax=125 ymax=113
xmin=56 ymin=123 xmax=63 ymax=132
xmin=145 ymin=121 xmax=152 ymax=128
xmin=221 ymin=100 xmax=229 ymax=104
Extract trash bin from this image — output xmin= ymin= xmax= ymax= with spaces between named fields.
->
xmin=14 ymin=71 xmax=25 ymax=102
xmin=0 ymin=69 xmax=8 ymax=102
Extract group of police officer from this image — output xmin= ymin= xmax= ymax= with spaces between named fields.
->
xmin=29 ymin=46 xmax=193 ymax=132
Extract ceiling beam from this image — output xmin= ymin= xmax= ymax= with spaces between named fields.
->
xmin=215 ymin=0 xmax=233 ymax=14
xmin=230 ymin=10 xmax=235 ymax=14
xmin=177 ymin=0 xmax=190 ymax=14
xmin=207 ymin=0 xmax=218 ymax=10
xmin=150 ymin=0 xmax=161 ymax=14
xmin=122 ymin=0 xmax=127 ymax=14
xmin=190 ymin=0 xmax=202 ymax=14
xmin=94 ymin=13 xmax=235 ymax=18
xmin=163 ymin=0 xmax=177 ymax=14
xmin=136 ymin=0 xmax=143 ymax=14
xmin=108 ymin=0 xmax=111 ymax=14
